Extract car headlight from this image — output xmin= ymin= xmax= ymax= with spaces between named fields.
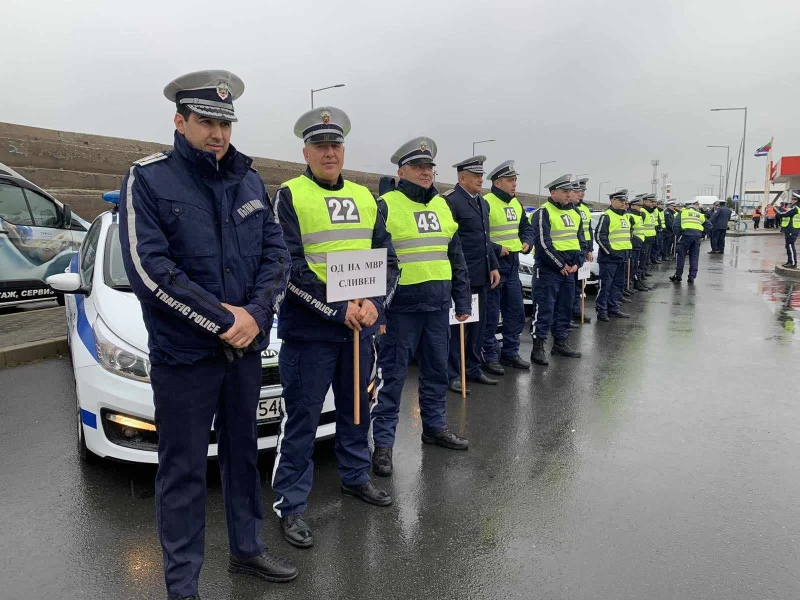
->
xmin=519 ymin=264 xmax=534 ymax=275
xmin=94 ymin=319 xmax=151 ymax=383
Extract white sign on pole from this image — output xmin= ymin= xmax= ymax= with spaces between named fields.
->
xmin=449 ymin=293 xmax=480 ymax=325
xmin=577 ymin=263 xmax=591 ymax=281
xmin=326 ymin=248 xmax=388 ymax=302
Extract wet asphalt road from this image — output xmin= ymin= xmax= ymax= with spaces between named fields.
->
xmin=2 ymin=233 xmax=800 ymax=600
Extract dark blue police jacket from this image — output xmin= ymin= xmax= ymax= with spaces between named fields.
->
xmin=274 ymin=168 xmax=400 ymax=343
xmin=119 ymin=132 xmax=290 ymax=365
xmin=531 ymin=200 xmax=587 ymax=271
xmin=378 ymin=179 xmax=471 ymax=315
xmin=444 ymin=184 xmax=500 ymax=288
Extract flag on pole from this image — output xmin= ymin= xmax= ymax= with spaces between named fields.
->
xmin=755 ymin=138 xmax=773 ymax=157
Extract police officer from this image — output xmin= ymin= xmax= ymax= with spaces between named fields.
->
xmin=444 ymin=156 xmax=501 ymax=393
xmin=568 ymin=177 xmax=594 ymax=324
xmin=654 ymin=200 xmax=666 ymax=262
xmin=640 ymin=194 xmax=658 ymax=273
xmin=371 ymin=137 xmax=471 ymax=477
xmin=119 ymin=70 xmax=296 ymax=599
xmin=708 ymin=201 xmax=732 ymax=254
xmin=662 ymin=200 xmax=679 ymax=259
xmin=595 ymin=189 xmax=632 ymax=321
xmin=627 ymin=196 xmax=650 ymax=292
xmin=670 ymin=200 xmax=706 ymax=284
xmin=481 ymin=160 xmax=533 ymax=374
xmin=529 ymin=174 xmax=585 ymax=366
xmin=774 ymin=192 xmax=800 ymax=268
xmin=272 ymin=107 xmax=400 ymax=548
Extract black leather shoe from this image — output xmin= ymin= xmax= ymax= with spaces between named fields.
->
xmin=569 ymin=321 xmax=580 ymax=329
xmin=609 ymin=311 xmax=631 ymax=319
xmin=688 ymin=279 xmax=695 ymax=284
xmin=707 ymin=250 xmax=718 ymax=254
xmin=551 ymin=339 xmax=581 ymax=358
xmin=372 ymin=446 xmax=393 ymax=477
xmin=530 ymin=339 xmax=548 ymax=365
xmin=623 ymin=289 xmax=633 ymax=297
xmin=169 ymin=596 xmax=200 ymax=600
xmin=421 ymin=429 xmax=469 ymax=450
xmin=620 ymin=296 xmax=632 ymax=303
xmin=596 ymin=312 xmax=610 ymax=322
xmin=280 ymin=514 xmax=313 ymax=549
xmin=469 ymin=373 xmax=498 ymax=385
xmin=482 ymin=361 xmax=505 ymax=376
xmin=634 ymin=282 xmax=650 ymax=291
xmin=448 ymin=379 xmax=469 ymax=395
xmin=643 ymin=273 xmax=652 ymax=278
xmin=669 ymin=275 xmax=681 ymax=283
xmin=782 ymin=262 xmax=793 ymax=267
xmin=228 ymin=550 xmax=298 ymax=583
xmin=500 ymin=355 xmax=530 ymax=369
xmin=572 ymin=313 xmax=591 ymax=324
xmin=341 ymin=480 xmax=392 ymax=507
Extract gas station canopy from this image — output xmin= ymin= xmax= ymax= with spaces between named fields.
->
xmin=771 ymin=156 xmax=800 ymax=188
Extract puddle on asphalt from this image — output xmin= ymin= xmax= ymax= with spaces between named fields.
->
xmin=755 ymin=275 xmax=800 ymax=336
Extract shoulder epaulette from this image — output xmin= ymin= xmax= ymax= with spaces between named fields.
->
xmin=441 ymin=189 xmax=455 ymax=197
xmin=134 ymin=151 xmax=170 ymax=167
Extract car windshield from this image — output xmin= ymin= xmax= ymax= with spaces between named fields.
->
xmin=105 ymin=225 xmax=131 ymax=290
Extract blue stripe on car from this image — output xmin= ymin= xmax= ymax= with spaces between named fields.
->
xmin=81 ymin=408 xmax=98 ymax=429
xmin=75 ymin=294 xmax=98 ymax=361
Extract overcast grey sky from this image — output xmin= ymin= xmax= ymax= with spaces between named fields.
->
xmin=3 ymin=0 xmax=800 ymax=202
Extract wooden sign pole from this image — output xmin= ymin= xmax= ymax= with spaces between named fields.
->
xmin=459 ymin=323 xmax=467 ymax=400
xmin=581 ymin=279 xmax=586 ymax=324
xmin=353 ymin=330 xmax=360 ymax=425
xmin=627 ymin=259 xmax=631 ymax=291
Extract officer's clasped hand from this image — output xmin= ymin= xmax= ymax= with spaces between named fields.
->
xmin=219 ymin=303 xmax=260 ymax=349
xmin=499 ymin=246 xmax=510 ymax=258
xmin=489 ymin=269 xmax=501 ymax=289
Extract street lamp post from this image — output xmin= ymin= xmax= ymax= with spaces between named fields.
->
xmin=472 ymin=139 xmax=495 ymax=155
xmin=707 ymin=145 xmax=731 ymax=200
xmin=598 ymin=181 xmax=610 ymax=204
xmin=710 ymin=107 xmax=747 ymax=215
xmin=711 ymin=164 xmax=724 ymax=200
xmin=539 ymin=160 xmax=556 ymax=196
xmin=311 ymin=84 xmax=345 ymax=108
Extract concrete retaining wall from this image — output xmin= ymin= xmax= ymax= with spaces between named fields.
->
xmin=2 ymin=121 xmax=561 ymax=221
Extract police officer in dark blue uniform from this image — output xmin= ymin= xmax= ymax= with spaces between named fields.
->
xmin=529 ymin=174 xmax=585 ymax=366
xmin=119 ymin=70 xmax=296 ymax=600
xmin=773 ymin=192 xmax=800 ymax=267
xmin=444 ymin=156 xmax=501 ymax=394
xmin=670 ymin=200 xmax=707 ymax=284
xmin=481 ymin=160 xmax=533 ymax=374
xmin=595 ymin=189 xmax=632 ymax=321
xmin=627 ymin=195 xmax=651 ymax=292
xmin=370 ymin=137 xmax=471 ymax=478
xmin=569 ymin=178 xmax=594 ymax=325
xmin=271 ymin=106 xmax=400 ymax=550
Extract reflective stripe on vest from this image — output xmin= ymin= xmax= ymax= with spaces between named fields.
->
xmin=680 ymin=208 xmax=704 ymax=231
xmin=546 ymin=203 xmax=581 ymax=251
xmin=604 ymin=209 xmax=633 ymax=250
xmin=641 ymin=209 xmax=657 ymax=237
xmin=576 ymin=203 xmax=592 ymax=241
xmin=283 ymin=175 xmax=377 ymax=283
xmin=628 ymin=212 xmax=645 ymax=241
xmin=484 ymin=192 xmax=524 ymax=252
xmin=382 ymin=189 xmax=457 ymax=285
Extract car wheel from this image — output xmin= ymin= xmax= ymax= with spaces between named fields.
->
xmin=76 ymin=392 xmax=95 ymax=463
xmin=56 ymin=293 xmax=65 ymax=306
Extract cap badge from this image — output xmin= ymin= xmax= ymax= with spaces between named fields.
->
xmin=420 ymin=142 xmax=427 ymax=152
xmin=216 ymin=81 xmax=230 ymax=100
xmin=320 ymin=110 xmax=331 ymax=124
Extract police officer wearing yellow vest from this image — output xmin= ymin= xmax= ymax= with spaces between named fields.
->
xmin=627 ymin=195 xmax=651 ymax=292
xmin=370 ymin=137 xmax=471 ymax=477
xmin=444 ymin=156 xmax=501 ymax=393
xmin=670 ymin=200 xmax=706 ymax=284
xmin=774 ymin=192 xmax=800 ymax=268
xmin=640 ymin=193 xmax=659 ymax=275
xmin=569 ymin=177 xmax=594 ymax=324
xmin=480 ymin=160 xmax=533 ymax=375
xmin=272 ymin=107 xmax=400 ymax=549
xmin=529 ymin=174 xmax=586 ymax=366
xmin=594 ymin=189 xmax=632 ymax=321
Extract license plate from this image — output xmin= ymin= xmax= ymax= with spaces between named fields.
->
xmin=257 ymin=397 xmax=281 ymax=423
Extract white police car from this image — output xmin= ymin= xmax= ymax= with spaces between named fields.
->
xmin=46 ymin=191 xmax=336 ymax=463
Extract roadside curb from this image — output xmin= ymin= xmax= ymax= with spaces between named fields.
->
xmin=0 ymin=337 xmax=68 ymax=368
xmin=774 ymin=265 xmax=800 ymax=281
xmin=729 ymin=231 xmax=782 ymax=238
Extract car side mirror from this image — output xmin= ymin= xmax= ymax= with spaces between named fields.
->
xmin=62 ymin=204 xmax=72 ymax=230
xmin=46 ymin=272 xmax=88 ymax=295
